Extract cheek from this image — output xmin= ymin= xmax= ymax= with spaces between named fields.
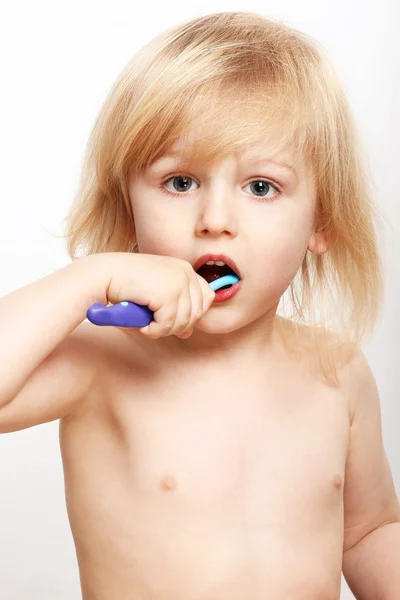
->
xmin=133 ymin=208 xmax=188 ymax=256
xmin=271 ymin=224 xmax=310 ymax=265
xmin=251 ymin=209 xmax=313 ymax=284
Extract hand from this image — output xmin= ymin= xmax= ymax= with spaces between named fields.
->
xmin=100 ymin=252 xmax=215 ymax=339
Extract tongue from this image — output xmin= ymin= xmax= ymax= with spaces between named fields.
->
xmin=197 ymin=264 xmax=234 ymax=283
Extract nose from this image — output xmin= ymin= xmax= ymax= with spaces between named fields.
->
xmin=195 ymin=180 xmax=238 ymax=239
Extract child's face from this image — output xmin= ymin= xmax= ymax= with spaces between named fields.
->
xmin=128 ymin=131 xmax=327 ymax=338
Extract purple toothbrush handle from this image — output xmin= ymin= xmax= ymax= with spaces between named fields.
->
xmin=86 ymin=301 xmax=153 ymax=327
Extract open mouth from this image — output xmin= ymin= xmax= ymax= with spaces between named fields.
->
xmin=196 ymin=263 xmax=239 ymax=289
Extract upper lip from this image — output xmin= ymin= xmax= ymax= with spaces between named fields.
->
xmin=193 ymin=254 xmax=241 ymax=278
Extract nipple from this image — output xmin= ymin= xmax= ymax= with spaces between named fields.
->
xmin=332 ymin=474 xmax=342 ymax=489
xmin=160 ymin=475 xmax=177 ymax=492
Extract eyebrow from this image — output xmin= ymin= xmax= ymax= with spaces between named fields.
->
xmin=149 ymin=152 xmax=298 ymax=178
xmin=246 ymin=157 xmax=297 ymax=176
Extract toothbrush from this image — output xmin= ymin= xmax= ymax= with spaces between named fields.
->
xmin=86 ymin=273 xmax=240 ymax=327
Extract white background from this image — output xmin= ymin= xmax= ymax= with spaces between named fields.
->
xmin=0 ymin=1 xmax=398 ymax=598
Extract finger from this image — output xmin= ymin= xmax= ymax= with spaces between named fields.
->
xmin=196 ymin=275 xmax=215 ymax=311
xmin=186 ymin=278 xmax=206 ymax=328
xmin=139 ymin=297 xmax=180 ymax=339
xmin=175 ymin=328 xmax=193 ymax=339
xmin=173 ymin=278 xmax=202 ymax=337
xmin=169 ymin=288 xmax=193 ymax=335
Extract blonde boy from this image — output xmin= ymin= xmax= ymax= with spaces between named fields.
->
xmin=1 ymin=11 xmax=399 ymax=600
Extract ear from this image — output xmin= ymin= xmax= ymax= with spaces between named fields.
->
xmin=307 ymin=229 xmax=329 ymax=255
xmin=307 ymin=204 xmax=331 ymax=255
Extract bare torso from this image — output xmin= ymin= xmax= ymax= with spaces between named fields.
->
xmin=59 ymin=319 xmax=350 ymax=600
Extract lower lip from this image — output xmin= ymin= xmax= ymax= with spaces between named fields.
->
xmin=213 ymin=280 xmax=242 ymax=303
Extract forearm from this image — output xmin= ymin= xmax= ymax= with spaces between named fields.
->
xmin=343 ymin=520 xmax=400 ymax=600
xmin=0 ymin=254 xmax=108 ymax=406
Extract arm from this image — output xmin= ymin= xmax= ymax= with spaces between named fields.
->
xmin=340 ymin=351 xmax=400 ymax=599
xmin=0 ymin=254 xmax=109 ymax=432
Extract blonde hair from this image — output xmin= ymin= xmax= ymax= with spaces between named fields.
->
xmin=61 ymin=11 xmax=385 ymax=384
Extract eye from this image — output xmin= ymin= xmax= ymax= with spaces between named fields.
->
xmin=243 ymin=180 xmax=279 ymax=200
xmin=162 ymin=175 xmax=199 ymax=196
xmin=160 ymin=174 xmax=280 ymax=200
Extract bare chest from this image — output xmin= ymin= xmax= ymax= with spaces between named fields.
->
xmin=97 ymin=360 xmax=349 ymax=514
xmin=60 ymin=357 xmax=350 ymax=600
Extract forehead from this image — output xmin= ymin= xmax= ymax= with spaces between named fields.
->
xmin=167 ymin=120 xmax=293 ymax=155
xmin=149 ymin=126 xmax=307 ymax=180
xmin=129 ymin=75 xmax=318 ymax=179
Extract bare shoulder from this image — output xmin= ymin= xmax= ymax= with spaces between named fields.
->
xmin=62 ymin=321 xmax=166 ymax=423
xmin=70 ymin=320 xmax=153 ymax=385
xmin=55 ymin=319 xmax=131 ymax=404
xmin=276 ymin=316 xmax=362 ymax=383
xmin=295 ymin=320 xmax=373 ymax=419
xmin=334 ymin=345 xmax=376 ymax=425
xmin=69 ymin=319 xmax=137 ymax=371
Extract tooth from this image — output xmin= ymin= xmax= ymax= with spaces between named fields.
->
xmin=215 ymin=261 xmax=225 ymax=266
xmin=205 ymin=261 xmax=215 ymax=265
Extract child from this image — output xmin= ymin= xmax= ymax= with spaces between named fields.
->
xmin=1 ymin=10 xmax=399 ymax=600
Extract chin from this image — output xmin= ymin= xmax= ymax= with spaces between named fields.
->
xmin=194 ymin=311 xmax=248 ymax=335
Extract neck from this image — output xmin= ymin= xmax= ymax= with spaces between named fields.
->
xmin=167 ymin=306 xmax=284 ymax=362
